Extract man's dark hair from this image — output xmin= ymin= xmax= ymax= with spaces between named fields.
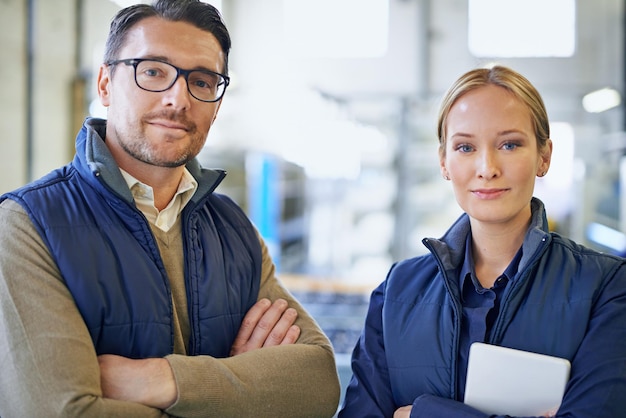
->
xmin=103 ymin=0 xmax=231 ymax=76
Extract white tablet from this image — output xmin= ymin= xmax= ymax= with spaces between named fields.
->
xmin=464 ymin=342 xmax=571 ymax=416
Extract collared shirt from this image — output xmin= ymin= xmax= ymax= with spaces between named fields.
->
xmin=456 ymin=233 xmax=523 ymax=399
xmin=119 ymin=167 xmax=198 ymax=232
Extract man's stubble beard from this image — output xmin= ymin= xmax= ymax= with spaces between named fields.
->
xmin=118 ymin=118 xmax=204 ymax=168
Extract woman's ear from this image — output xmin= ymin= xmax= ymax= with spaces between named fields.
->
xmin=538 ymin=138 xmax=553 ymax=177
xmin=439 ymin=148 xmax=450 ymax=180
xmin=440 ymin=161 xmax=450 ymax=181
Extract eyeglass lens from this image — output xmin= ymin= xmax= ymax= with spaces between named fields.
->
xmin=135 ymin=60 xmax=226 ymax=102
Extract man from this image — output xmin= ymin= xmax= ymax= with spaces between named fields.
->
xmin=0 ymin=1 xmax=340 ymax=416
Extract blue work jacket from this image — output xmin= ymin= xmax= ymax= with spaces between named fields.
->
xmin=340 ymin=199 xmax=626 ymax=418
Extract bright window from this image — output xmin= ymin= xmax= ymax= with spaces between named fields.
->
xmin=283 ymin=0 xmax=389 ymax=58
xmin=468 ymin=0 xmax=576 ymax=57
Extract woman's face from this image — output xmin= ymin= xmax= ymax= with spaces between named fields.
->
xmin=440 ymin=84 xmax=551 ymax=229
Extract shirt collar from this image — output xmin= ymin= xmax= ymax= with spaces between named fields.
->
xmin=119 ymin=167 xmax=198 ymax=232
xmin=459 ymin=232 xmax=523 ymax=291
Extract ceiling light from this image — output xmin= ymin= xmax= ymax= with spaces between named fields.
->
xmin=582 ymin=88 xmax=622 ymax=113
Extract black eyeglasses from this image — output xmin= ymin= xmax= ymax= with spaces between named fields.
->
xmin=106 ymin=58 xmax=230 ymax=103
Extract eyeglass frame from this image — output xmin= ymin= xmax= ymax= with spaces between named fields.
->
xmin=105 ymin=58 xmax=230 ymax=103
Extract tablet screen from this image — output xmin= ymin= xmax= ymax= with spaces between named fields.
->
xmin=464 ymin=343 xmax=571 ymax=416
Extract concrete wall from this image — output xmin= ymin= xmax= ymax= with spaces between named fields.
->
xmin=0 ymin=0 xmax=28 ymax=192
xmin=0 ymin=0 xmax=117 ymax=194
xmin=1 ymin=0 xmax=78 ymax=192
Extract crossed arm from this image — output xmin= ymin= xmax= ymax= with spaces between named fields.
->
xmin=98 ymin=297 xmax=302 ymax=409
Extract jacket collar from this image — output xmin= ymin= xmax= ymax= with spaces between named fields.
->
xmin=75 ymin=117 xmax=226 ymax=205
xmin=424 ymin=197 xmax=551 ymax=273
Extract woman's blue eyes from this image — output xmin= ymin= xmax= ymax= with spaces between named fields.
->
xmin=455 ymin=141 xmax=520 ymax=153
xmin=502 ymin=142 xmax=520 ymax=150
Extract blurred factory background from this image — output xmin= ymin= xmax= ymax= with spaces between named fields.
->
xmin=1 ymin=0 xmax=625 ymax=409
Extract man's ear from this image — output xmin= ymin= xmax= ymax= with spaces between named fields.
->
xmin=97 ymin=64 xmax=112 ymax=107
xmin=211 ymin=100 xmax=223 ymax=124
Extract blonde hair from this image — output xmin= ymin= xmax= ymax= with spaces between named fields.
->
xmin=437 ymin=65 xmax=550 ymax=157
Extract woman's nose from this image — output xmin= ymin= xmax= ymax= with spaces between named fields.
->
xmin=477 ymin=150 xmax=500 ymax=179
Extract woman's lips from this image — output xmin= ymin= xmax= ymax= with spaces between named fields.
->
xmin=472 ymin=188 xmax=509 ymax=199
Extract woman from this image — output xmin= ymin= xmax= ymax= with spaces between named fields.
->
xmin=339 ymin=65 xmax=626 ymax=417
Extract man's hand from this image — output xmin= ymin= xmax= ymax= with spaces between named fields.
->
xmin=98 ymin=354 xmax=177 ymax=409
xmin=230 ymin=298 xmax=301 ymax=356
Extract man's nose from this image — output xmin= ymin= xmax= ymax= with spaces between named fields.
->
xmin=162 ymin=74 xmax=192 ymax=109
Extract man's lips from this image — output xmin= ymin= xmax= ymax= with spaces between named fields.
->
xmin=148 ymin=119 xmax=191 ymax=132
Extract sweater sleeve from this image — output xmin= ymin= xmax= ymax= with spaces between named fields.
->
xmin=0 ymin=199 xmax=167 ymax=418
xmin=164 ymin=231 xmax=341 ymax=418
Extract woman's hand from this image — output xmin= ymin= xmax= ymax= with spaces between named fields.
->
xmin=394 ymin=405 xmax=412 ymax=417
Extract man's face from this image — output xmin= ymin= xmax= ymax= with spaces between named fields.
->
xmin=97 ymin=17 xmax=225 ymax=171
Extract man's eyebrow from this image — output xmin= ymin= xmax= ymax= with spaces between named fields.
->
xmin=139 ymin=54 xmax=170 ymax=62
xmin=139 ymin=55 xmax=222 ymax=73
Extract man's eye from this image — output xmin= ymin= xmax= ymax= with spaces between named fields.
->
xmin=143 ymin=68 xmax=163 ymax=77
xmin=193 ymin=79 xmax=211 ymax=89
xmin=190 ymin=74 xmax=218 ymax=90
